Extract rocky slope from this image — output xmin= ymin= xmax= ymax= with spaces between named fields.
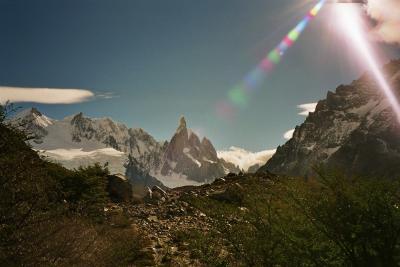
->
xmin=116 ymin=171 xmax=273 ymax=266
xmin=260 ymin=59 xmax=400 ymax=177
xmin=14 ymin=110 xmax=237 ymax=187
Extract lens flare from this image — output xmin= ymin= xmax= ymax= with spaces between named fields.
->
xmin=337 ymin=5 xmax=400 ymax=123
xmin=217 ymin=0 xmax=326 ymax=119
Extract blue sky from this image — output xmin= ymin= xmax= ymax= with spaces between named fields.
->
xmin=0 ymin=0 xmax=399 ymax=151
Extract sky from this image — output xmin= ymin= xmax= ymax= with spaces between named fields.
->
xmin=0 ymin=0 xmax=399 ymax=151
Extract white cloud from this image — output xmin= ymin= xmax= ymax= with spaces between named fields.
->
xmin=366 ymin=0 xmax=400 ymax=45
xmin=217 ymin=146 xmax=276 ymax=171
xmin=0 ymin=86 xmax=94 ymax=104
xmin=282 ymin=102 xmax=316 ymax=142
xmin=283 ymin=129 xmax=295 ymax=140
xmin=297 ymin=102 xmax=317 ymax=116
xmin=96 ymin=92 xmax=119 ymax=100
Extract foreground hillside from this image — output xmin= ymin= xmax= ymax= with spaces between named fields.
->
xmin=3 ymin=104 xmax=400 ymax=266
xmin=0 ymin=106 xmax=153 ymax=266
xmin=262 ymin=59 xmax=400 ymax=177
xmin=127 ymin=170 xmax=400 ymax=266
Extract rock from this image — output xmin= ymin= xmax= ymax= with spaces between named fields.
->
xmin=213 ymin=177 xmax=226 ymax=184
xmin=146 ymin=187 xmax=153 ymax=199
xmin=106 ymin=174 xmax=133 ymax=203
xmin=234 ymin=182 xmax=244 ymax=190
xmin=239 ymin=207 xmax=249 ymax=212
xmin=226 ymin=172 xmax=236 ymax=178
xmin=148 ymin=215 xmax=159 ymax=222
xmin=152 ymin=185 xmax=168 ymax=198
xmin=210 ymin=185 xmax=244 ymax=204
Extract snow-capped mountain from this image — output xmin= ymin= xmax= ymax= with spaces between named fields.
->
xmin=260 ymin=59 xmax=400 ymax=177
xmin=14 ymin=108 xmax=54 ymax=143
xmin=14 ymin=110 xmax=236 ymax=187
xmin=150 ymin=116 xmax=239 ymax=187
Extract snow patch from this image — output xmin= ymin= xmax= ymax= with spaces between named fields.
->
xmin=202 ymin=157 xmax=217 ymax=164
xmin=39 ymin=148 xmax=127 ymax=174
xmin=182 ymin=147 xmax=201 ymax=167
xmin=185 ymin=152 xmax=201 ymax=167
xmin=42 ymin=148 xmax=125 ymax=160
xmin=35 ymin=113 xmax=53 ymax=127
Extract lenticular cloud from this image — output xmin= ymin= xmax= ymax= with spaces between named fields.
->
xmin=366 ymin=0 xmax=400 ymax=45
xmin=0 ymin=87 xmax=94 ymax=104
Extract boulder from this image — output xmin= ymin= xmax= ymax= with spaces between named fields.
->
xmin=107 ymin=174 xmax=133 ymax=203
xmin=209 ymin=184 xmax=244 ymax=204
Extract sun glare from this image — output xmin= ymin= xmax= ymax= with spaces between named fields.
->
xmin=335 ymin=4 xmax=400 ymax=123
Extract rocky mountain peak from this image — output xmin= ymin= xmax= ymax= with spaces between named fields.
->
xmin=30 ymin=107 xmax=42 ymax=116
xmin=176 ymin=116 xmax=187 ymax=133
xmin=260 ymin=59 xmax=400 ymax=177
xmin=70 ymin=112 xmax=85 ymax=124
xmin=201 ymin=137 xmax=212 ymax=147
xmin=157 ymin=116 xmax=233 ymax=184
xmin=14 ymin=107 xmax=54 ymax=128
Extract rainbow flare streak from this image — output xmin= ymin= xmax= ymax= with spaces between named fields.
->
xmin=223 ymin=0 xmax=326 ymax=111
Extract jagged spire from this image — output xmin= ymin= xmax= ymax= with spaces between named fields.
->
xmin=176 ymin=115 xmax=187 ymax=133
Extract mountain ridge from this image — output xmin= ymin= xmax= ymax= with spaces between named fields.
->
xmin=260 ymin=59 xmax=400 ymax=177
xmin=13 ymin=109 xmax=239 ymax=188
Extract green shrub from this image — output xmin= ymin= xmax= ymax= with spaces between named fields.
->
xmin=182 ymin=172 xmax=400 ymax=267
xmin=0 ymin=104 xmax=147 ymax=266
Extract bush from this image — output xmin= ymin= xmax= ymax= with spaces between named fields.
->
xmin=182 ymin=172 xmax=400 ymax=266
xmin=0 ymin=105 xmax=147 ymax=266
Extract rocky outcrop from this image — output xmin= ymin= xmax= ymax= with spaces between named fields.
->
xmin=248 ymin=163 xmax=261 ymax=173
xmin=260 ymin=59 xmax=400 ymax=178
xmin=106 ymin=174 xmax=133 ymax=203
xmin=125 ymin=155 xmax=167 ymax=198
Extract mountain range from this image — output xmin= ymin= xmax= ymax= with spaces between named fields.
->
xmin=260 ymin=59 xmax=400 ymax=178
xmin=14 ymin=59 xmax=400 ymax=186
xmin=13 ymin=109 xmax=242 ymax=189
